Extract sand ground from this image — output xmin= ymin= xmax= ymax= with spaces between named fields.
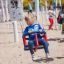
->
xmin=0 ymin=21 xmax=64 ymax=64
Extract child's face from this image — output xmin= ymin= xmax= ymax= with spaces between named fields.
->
xmin=25 ymin=18 xmax=34 ymax=25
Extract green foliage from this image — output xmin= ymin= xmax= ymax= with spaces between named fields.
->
xmin=23 ymin=0 xmax=33 ymax=10
xmin=23 ymin=0 xmax=64 ymax=10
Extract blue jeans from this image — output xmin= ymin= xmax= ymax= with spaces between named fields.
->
xmin=28 ymin=38 xmax=49 ymax=55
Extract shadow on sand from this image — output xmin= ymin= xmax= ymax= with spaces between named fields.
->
xmin=48 ymin=38 xmax=64 ymax=43
xmin=33 ymin=56 xmax=64 ymax=63
xmin=33 ymin=57 xmax=54 ymax=63
xmin=59 ymin=39 xmax=64 ymax=43
xmin=56 ymin=57 xmax=64 ymax=59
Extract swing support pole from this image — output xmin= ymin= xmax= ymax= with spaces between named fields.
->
xmin=1 ymin=0 xmax=6 ymax=22
xmin=5 ymin=0 xmax=10 ymax=21
xmin=35 ymin=0 xmax=40 ymax=22
xmin=12 ymin=21 xmax=19 ymax=43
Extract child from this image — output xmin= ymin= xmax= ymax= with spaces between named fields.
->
xmin=57 ymin=5 xmax=64 ymax=33
xmin=48 ymin=6 xmax=55 ymax=30
xmin=23 ymin=17 xmax=49 ymax=61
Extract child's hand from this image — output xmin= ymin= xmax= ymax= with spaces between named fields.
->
xmin=39 ymin=29 xmax=42 ymax=32
xmin=39 ymin=29 xmax=46 ymax=34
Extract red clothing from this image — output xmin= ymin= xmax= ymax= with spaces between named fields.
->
xmin=49 ymin=18 xmax=54 ymax=30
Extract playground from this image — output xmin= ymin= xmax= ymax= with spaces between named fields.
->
xmin=0 ymin=0 xmax=64 ymax=64
xmin=0 ymin=21 xmax=64 ymax=64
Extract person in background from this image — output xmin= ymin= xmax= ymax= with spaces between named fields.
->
xmin=57 ymin=5 xmax=64 ymax=34
xmin=48 ymin=6 xmax=55 ymax=30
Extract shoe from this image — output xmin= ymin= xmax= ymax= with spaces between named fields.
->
xmin=46 ymin=53 xmax=51 ymax=59
xmin=32 ymin=54 xmax=38 ymax=61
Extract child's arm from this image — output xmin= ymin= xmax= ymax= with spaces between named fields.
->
xmin=38 ymin=24 xmax=46 ymax=34
xmin=38 ymin=24 xmax=48 ymax=42
xmin=22 ymin=27 xmax=28 ymax=37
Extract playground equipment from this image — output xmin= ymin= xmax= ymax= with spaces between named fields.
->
xmin=0 ymin=0 xmax=24 ymax=43
xmin=34 ymin=0 xmax=40 ymax=22
xmin=1 ymin=0 xmax=6 ymax=22
xmin=22 ymin=30 xmax=48 ymax=51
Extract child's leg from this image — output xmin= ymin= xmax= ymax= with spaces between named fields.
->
xmin=43 ymin=34 xmax=48 ymax=42
xmin=28 ymin=41 xmax=38 ymax=61
xmin=39 ymin=39 xmax=49 ymax=54
xmin=49 ymin=18 xmax=54 ymax=30
xmin=28 ymin=41 xmax=34 ymax=55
